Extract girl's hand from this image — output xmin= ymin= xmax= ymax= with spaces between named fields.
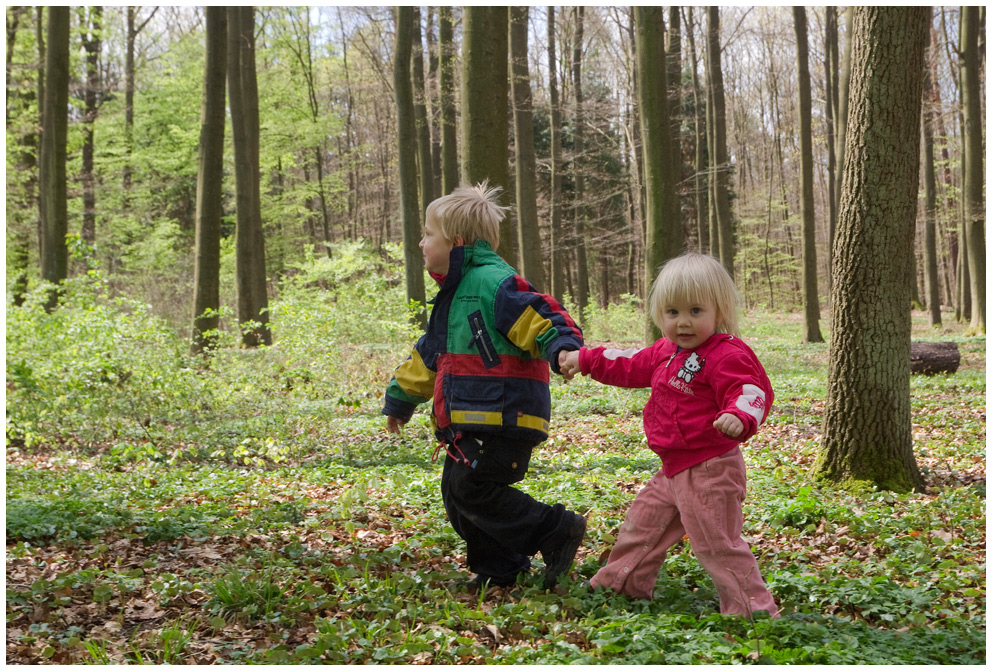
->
xmin=559 ymin=349 xmax=581 ymax=380
xmin=713 ymin=412 xmax=744 ymax=438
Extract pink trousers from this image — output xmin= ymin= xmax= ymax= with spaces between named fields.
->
xmin=590 ymin=447 xmax=777 ymax=617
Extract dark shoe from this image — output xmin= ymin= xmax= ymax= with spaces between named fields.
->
xmin=542 ymin=513 xmax=586 ymax=588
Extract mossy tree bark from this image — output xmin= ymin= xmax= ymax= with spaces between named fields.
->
xmin=816 ymin=7 xmax=929 ymax=494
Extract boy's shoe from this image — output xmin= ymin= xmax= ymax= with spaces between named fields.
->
xmin=541 ymin=513 xmax=586 ymax=588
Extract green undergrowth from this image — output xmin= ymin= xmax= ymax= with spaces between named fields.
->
xmin=6 ymin=249 xmax=986 ymax=664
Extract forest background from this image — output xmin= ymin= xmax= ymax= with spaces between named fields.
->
xmin=5 ymin=5 xmax=987 ymax=665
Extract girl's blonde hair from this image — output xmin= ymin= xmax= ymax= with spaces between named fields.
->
xmin=648 ymin=253 xmax=741 ymax=338
xmin=425 ymin=181 xmax=508 ymax=250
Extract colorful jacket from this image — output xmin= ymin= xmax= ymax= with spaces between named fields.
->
xmin=578 ymin=333 xmax=773 ymax=476
xmin=383 ymin=241 xmax=583 ymax=445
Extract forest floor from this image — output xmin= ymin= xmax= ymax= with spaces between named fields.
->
xmin=5 ymin=305 xmax=986 ymax=664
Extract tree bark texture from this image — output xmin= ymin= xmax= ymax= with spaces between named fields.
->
xmin=817 ymin=6 xmax=929 ymax=494
xmin=706 ymin=7 xmax=734 ymax=276
xmin=793 ymin=7 xmax=823 ymax=343
xmin=461 ymin=7 xmax=514 ymax=266
xmin=959 ymin=6 xmax=985 ymax=333
xmin=634 ymin=6 xmax=680 ymax=342
xmin=921 ymin=22 xmax=942 ymax=328
xmin=509 ymin=7 xmax=545 ymax=291
xmin=228 ymin=6 xmax=271 ymax=347
xmin=394 ymin=6 xmax=427 ymax=329
xmin=571 ymin=7 xmax=589 ymax=314
xmin=547 ymin=7 xmax=566 ymax=300
xmin=438 ymin=7 xmax=457 ymax=196
xmin=411 ymin=7 xmax=434 ymax=218
xmin=191 ymin=7 xmax=227 ymax=355
xmin=39 ymin=6 xmax=70 ymax=311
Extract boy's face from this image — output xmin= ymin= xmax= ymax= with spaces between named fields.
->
xmin=661 ymin=297 xmax=719 ymax=350
xmin=420 ymin=215 xmax=461 ymax=275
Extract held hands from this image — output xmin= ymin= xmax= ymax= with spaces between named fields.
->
xmin=558 ymin=349 xmax=581 ymax=380
xmin=713 ymin=412 xmax=744 ymax=438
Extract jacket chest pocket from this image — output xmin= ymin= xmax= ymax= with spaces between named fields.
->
xmin=467 ymin=310 xmax=501 ymax=368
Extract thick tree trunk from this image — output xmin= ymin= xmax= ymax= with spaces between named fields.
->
xmin=793 ymin=7 xmax=823 ymax=343
xmin=634 ymin=6 xmax=680 ymax=342
xmin=39 ymin=6 xmax=70 ymax=311
xmin=461 ymin=7 xmax=514 ymax=265
xmin=394 ymin=7 xmax=427 ymax=329
xmin=228 ymin=7 xmax=271 ymax=347
xmin=191 ymin=7 xmax=227 ymax=355
xmin=509 ymin=7 xmax=545 ymax=290
xmin=816 ymin=7 xmax=929 ymax=494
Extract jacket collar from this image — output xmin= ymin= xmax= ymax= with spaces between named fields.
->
xmin=434 ymin=240 xmax=498 ymax=288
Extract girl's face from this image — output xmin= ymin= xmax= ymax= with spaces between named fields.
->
xmin=661 ymin=297 xmax=720 ymax=350
xmin=420 ymin=215 xmax=455 ymax=275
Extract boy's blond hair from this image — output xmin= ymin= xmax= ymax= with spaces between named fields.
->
xmin=426 ymin=181 xmax=507 ymax=250
xmin=648 ymin=253 xmax=741 ymax=338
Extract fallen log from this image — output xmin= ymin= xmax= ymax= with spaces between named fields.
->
xmin=910 ymin=341 xmax=960 ymax=375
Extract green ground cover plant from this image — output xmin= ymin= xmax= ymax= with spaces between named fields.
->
xmin=6 ymin=245 xmax=986 ymax=664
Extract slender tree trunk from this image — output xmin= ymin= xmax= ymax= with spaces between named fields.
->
xmin=80 ymin=7 xmax=102 ymax=246
xmin=39 ymin=6 xmax=70 ymax=311
xmin=510 ymin=7 xmax=545 ymax=290
xmin=571 ymin=7 xmax=589 ymax=313
xmin=817 ymin=7 xmax=929 ymax=494
xmin=707 ymin=7 xmax=734 ymax=276
xmin=395 ymin=7 xmax=427 ymax=329
xmin=461 ymin=7 xmax=514 ymax=265
xmin=686 ymin=7 xmax=708 ymax=254
xmin=191 ymin=7 xmax=227 ymax=355
xmin=438 ymin=6 xmax=457 ymax=195
xmin=959 ymin=6 xmax=985 ymax=333
xmin=824 ymin=7 xmax=839 ymax=295
xmin=793 ymin=7 xmax=823 ymax=343
xmin=635 ymin=6 xmax=680 ymax=342
xmin=425 ymin=8 xmax=442 ymax=196
xmin=228 ymin=7 xmax=271 ymax=347
xmin=547 ymin=7 xmax=566 ymax=299
xmin=667 ymin=6 xmax=682 ymax=201
xmin=412 ymin=7 xmax=434 ymax=218
xmin=921 ymin=21 xmax=942 ymax=328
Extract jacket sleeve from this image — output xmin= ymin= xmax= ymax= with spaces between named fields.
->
xmin=579 ymin=342 xmax=661 ymax=389
xmin=493 ymin=275 xmax=583 ymax=373
xmin=711 ymin=349 xmax=772 ymax=442
xmin=382 ymin=336 xmax=436 ymax=422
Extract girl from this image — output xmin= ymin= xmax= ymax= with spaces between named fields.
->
xmin=559 ymin=253 xmax=777 ymax=616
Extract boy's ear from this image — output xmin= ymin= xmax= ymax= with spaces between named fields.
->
xmin=452 ymin=234 xmax=465 ymax=246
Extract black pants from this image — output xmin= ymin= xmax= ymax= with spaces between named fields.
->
xmin=440 ymin=433 xmax=569 ymax=585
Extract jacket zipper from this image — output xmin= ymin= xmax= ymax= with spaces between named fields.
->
xmin=473 ymin=316 xmax=495 ymax=363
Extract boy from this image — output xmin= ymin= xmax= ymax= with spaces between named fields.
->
xmin=383 ymin=182 xmax=586 ymax=590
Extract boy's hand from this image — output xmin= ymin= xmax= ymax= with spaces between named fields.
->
xmin=558 ymin=349 xmax=581 ymax=380
xmin=386 ymin=415 xmax=407 ymax=434
xmin=713 ymin=412 xmax=743 ymax=438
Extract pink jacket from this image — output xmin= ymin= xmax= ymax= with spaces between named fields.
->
xmin=579 ymin=333 xmax=773 ymax=477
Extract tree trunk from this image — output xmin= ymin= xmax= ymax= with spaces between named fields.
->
xmin=635 ymin=6 xmax=680 ymax=342
xmin=461 ymin=7 xmax=514 ymax=265
xmin=959 ymin=6 xmax=985 ymax=334
xmin=824 ymin=7 xmax=839 ymax=295
xmin=80 ymin=7 xmax=102 ymax=246
xmin=547 ymin=7 xmax=566 ymax=299
xmin=228 ymin=7 xmax=271 ymax=347
xmin=816 ymin=7 xmax=929 ymax=494
xmin=122 ymin=7 xmax=157 ymax=199
xmin=793 ymin=7 xmax=823 ymax=343
xmin=411 ymin=7 xmax=434 ymax=218
xmin=438 ymin=6 xmax=457 ymax=195
xmin=191 ymin=7 xmax=227 ymax=355
xmin=394 ymin=7 xmax=427 ymax=329
xmin=571 ymin=7 xmax=589 ymax=314
xmin=706 ymin=7 xmax=734 ymax=276
xmin=685 ymin=7 xmax=709 ymax=254
xmin=510 ymin=7 xmax=545 ymax=290
xmin=39 ymin=6 xmax=70 ymax=311
xmin=667 ymin=6 xmax=682 ymax=200
xmin=921 ymin=21 xmax=942 ymax=328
